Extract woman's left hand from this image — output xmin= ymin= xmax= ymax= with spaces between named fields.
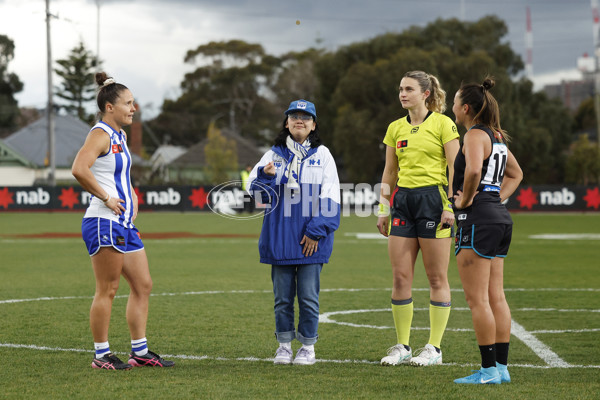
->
xmin=300 ymin=235 xmax=319 ymax=257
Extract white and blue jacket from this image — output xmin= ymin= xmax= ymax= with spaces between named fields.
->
xmin=247 ymin=144 xmax=340 ymax=265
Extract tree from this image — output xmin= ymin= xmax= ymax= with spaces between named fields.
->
xmin=0 ymin=34 xmax=23 ymax=136
xmin=566 ymin=134 xmax=600 ymax=184
xmin=150 ymin=40 xmax=282 ymax=147
xmin=204 ymin=122 xmax=238 ymax=185
xmin=54 ymin=41 xmax=99 ymax=122
xmin=314 ymin=16 xmax=572 ymax=184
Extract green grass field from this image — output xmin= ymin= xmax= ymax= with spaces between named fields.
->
xmin=0 ymin=212 xmax=599 ymax=399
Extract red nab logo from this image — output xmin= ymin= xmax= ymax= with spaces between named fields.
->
xmin=396 ymin=140 xmax=408 ymax=149
xmin=112 ymin=144 xmax=123 ymax=153
xmin=393 ymin=218 xmax=400 ymax=226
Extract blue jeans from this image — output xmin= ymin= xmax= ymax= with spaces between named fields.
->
xmin=271 ymin=263 xmax=322 ymax=345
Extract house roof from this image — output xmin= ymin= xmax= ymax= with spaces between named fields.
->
xmin=2 ymin=114 xmax=150 ymax=168
xmin=0 ymin=140 xmax=34 ymax=167
xmin=2 ymin=114 xmax=91 ymax=168
xmin=172 ymin=128 xmax=265 ymax=168
xmin=150 ymin=145 xmax=187 ymax=167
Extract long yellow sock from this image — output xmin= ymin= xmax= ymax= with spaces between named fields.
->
xmin=429 ymin=300 xmax=451 ymax=348
xmin=391 ymin=298 xmax=413 ymax=346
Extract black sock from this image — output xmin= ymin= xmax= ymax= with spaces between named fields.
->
xmin=496 ymin=342 xmax=509 ymax=366
xmin=479 ymin=344 xmax=496 ymax=369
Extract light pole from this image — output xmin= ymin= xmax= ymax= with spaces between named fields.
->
xmin=46 ymin=0 xmax=56 ymax=186
xmin=96 ymin=0 xmax=101 ymax=71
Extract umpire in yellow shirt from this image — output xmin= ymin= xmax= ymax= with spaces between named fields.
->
xmin=377 ymin=70 xmax=459 ymax=367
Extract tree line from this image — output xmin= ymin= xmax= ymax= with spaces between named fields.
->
xmin=1 ymin=16 xmax=598 ymax=184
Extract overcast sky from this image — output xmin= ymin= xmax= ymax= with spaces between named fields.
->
xmin=0 ymin=0 xmax=596 ymax=119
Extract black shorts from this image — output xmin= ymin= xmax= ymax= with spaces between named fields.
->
xmin=389 ymin=185 xmax=453 ymax=239
xmin=455 ymin=224 xmax=512 ymax=259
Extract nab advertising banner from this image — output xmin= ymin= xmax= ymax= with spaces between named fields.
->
xmin=0 ymin=184 xmax=599 ymax=213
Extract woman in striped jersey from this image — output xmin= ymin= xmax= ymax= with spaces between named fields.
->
xmin=72 ymin=72 xmax=173 ymax=370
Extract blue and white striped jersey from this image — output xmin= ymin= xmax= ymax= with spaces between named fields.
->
xmin=83 ymin=121 xmax=135 ymax=228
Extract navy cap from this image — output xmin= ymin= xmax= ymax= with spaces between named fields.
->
xmin=285 ymin=99 xmax=316 ymax=121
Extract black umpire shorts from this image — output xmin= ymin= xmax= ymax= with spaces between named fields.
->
xmin=389 ymin=185 xmax=453 ymax=239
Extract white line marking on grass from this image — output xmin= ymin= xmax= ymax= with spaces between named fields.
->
xmin=516 ymin=308 xmax=600 ymax=312
xmin=2 ymin=342 xmax=598 ymax=368
xmin=511 ymin=319 xmax=571 ymax=368
xmin=343 ymin=233 xmax=387 ymax=240
xmin=319 ymin=308 xmax=473 ymax=331
xmin=529 ymin=233 xmax=600 ymax=240
xmin=531 ymin=328 xmax=600 ymax=334
xmin=505 ymin=288 xmax=600 ymax=292
xmin=2 ymin=287 xmax=599 ymax=304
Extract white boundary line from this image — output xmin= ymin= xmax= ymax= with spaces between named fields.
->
xmin=1 ymin=342 xmax=598 ymax=369
xmin=2 ymin=287 xmax=600 ymax=305
xmin=2 ymin=288 xmax=599 ymax=369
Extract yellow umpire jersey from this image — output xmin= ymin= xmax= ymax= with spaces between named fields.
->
xmin=383 ymin=111 xmax=459 ymax=188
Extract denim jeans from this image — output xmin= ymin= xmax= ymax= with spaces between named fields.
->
xmin=271 ymin=263 xmax=322 ymax=345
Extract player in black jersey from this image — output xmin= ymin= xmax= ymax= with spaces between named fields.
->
xmin=451 ymin=77 xmax=522 ymax=384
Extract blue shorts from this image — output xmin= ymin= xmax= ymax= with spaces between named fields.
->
xmin=81 ymin=217 xmax=144 ymax=256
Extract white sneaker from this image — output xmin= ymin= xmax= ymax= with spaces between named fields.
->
xmin=410 ymin=344 xmax=442 ymax=366
xmin=293 ymin=346 xmax=316 ymax=365
xmin=273 ymin=344 xmax=293 ymax=365
xmin=380 ymin=344 xmax=412 ymax=366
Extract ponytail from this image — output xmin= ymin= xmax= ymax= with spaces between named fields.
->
xmin=458 ymin=76 xmax=510 ymax=142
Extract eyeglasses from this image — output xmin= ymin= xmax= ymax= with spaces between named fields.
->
xmin=288 ymin=113 xmax=313 ymax=121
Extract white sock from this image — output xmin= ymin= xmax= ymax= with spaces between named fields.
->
xmin=94 ymin=341 xmax=110 ymax=358
xmin=131 ymin=337 xmax=148 ymax=356
xmin=279 ymin=342 xmax=292 ymax=350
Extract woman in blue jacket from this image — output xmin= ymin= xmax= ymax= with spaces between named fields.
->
xmin=247 ymin=99 xmax=340 ymax=365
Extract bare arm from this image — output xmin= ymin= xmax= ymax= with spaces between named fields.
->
xmin=443 ymin=138 xmax=460 ymax=198
xmin=441 ymin=138 xmax=460 ymax=227
xmin=500 ymin=149 xmax=523 ymax=202
xmin=454 ymin=129 xmax=489 ymax=209
xmin=376 ymin=146 xmax=398 ymax=237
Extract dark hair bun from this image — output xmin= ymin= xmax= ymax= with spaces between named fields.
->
xmin=95 ymin=72 xmax=109 ymax=86
xmin=482 ymin=77 xmax=495 ymax=91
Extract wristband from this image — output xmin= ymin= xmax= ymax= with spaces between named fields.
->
xmin=103 ymin=194 xmax=111 ymax=203
xmin=377 ymin=203 xmax=390 ymax=217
